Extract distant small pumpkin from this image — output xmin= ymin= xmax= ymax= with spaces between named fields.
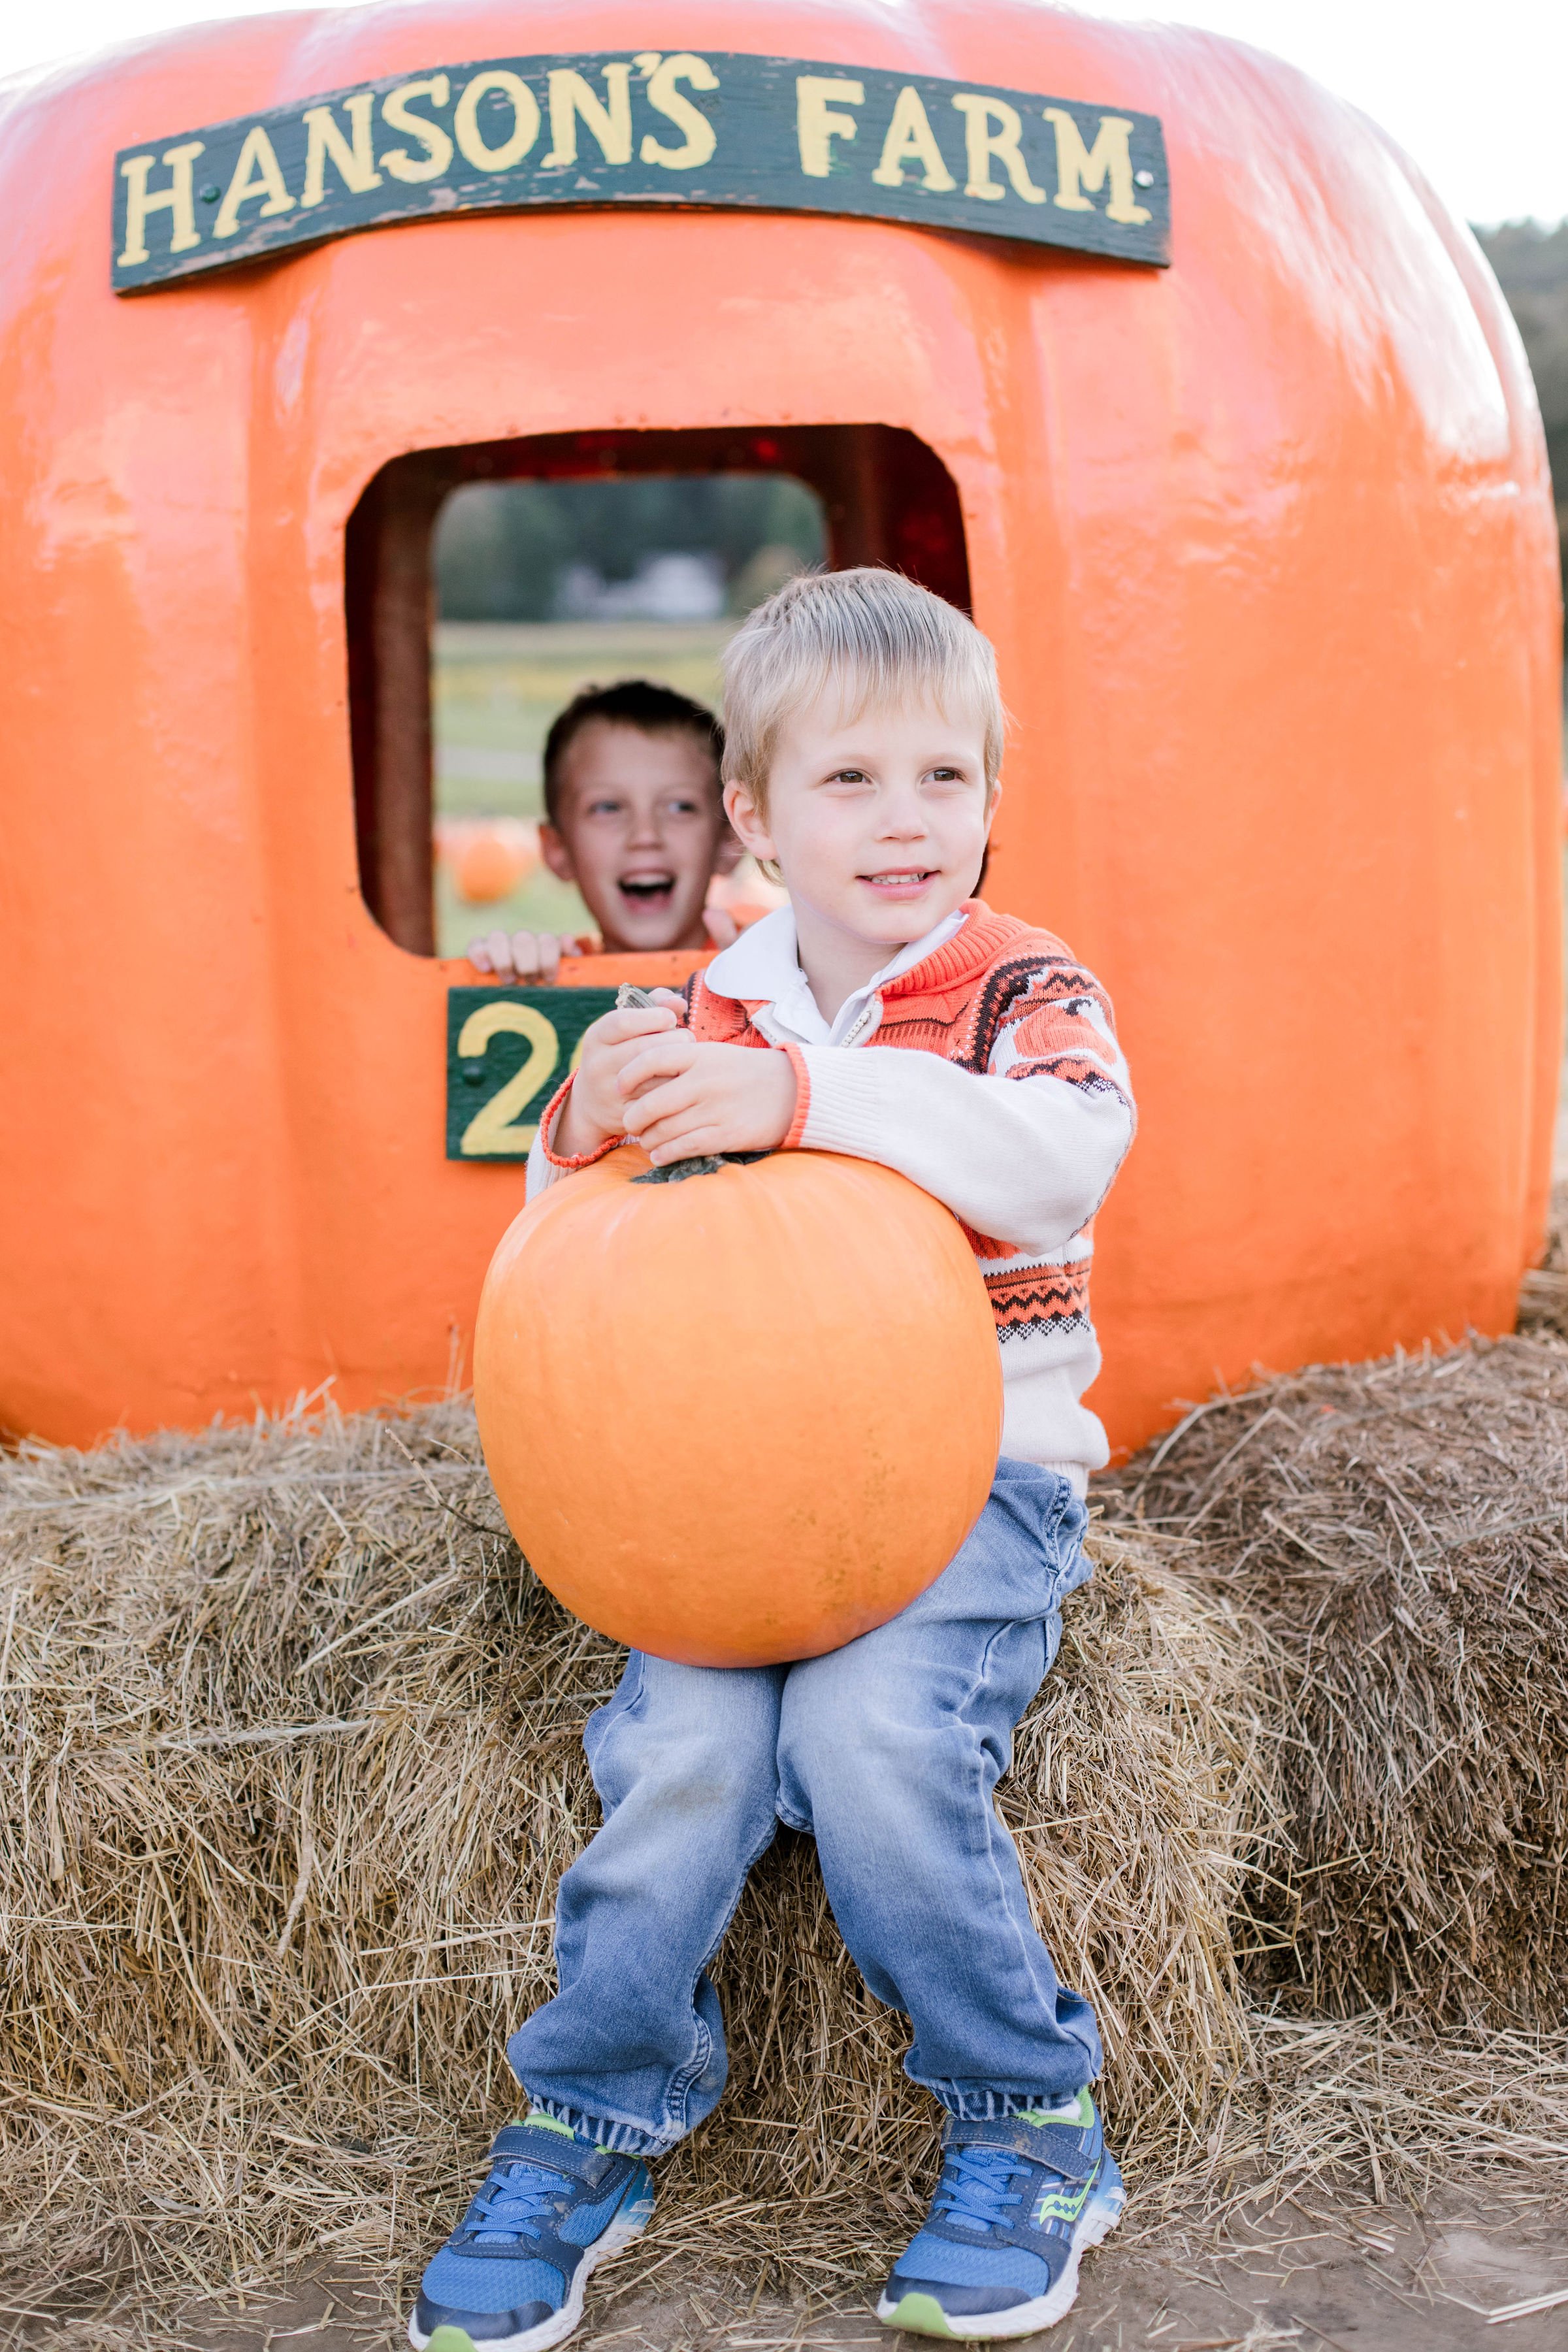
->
xmin=474 ymin=1145 xmax=1003 ymax=1666
xmin=453 ymin=825 xmax=532 ymax=906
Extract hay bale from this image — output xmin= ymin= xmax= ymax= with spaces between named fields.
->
xmin=0 ymin=1405 xmax=1259 ymax=2319
xmin=1112 ymin=1337 xmax=1568 ymax=2027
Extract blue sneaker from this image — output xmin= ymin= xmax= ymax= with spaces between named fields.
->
xmin=409 ymin=2114 xmax=655 ymax=2352
xmin=877 ymin=2093 xmax=1124 ymax=2338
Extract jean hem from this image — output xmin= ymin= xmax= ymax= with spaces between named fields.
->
xmin=521 ymin=2095 xmax=679 ymax=2158
xmin=928 ymin=2083 xmax=1096 ymax=2123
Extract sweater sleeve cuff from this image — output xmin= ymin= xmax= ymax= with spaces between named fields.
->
xmin=779 ymin=1044 xmax=812 ymax=1150
xmin=538 ymin=1074 xmax=625 ymax=1171
xmin=787 ymin=1044 xmax=889 ymax=1158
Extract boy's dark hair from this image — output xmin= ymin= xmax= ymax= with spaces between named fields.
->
xmin=542 ymin=679 xmax=725 ymax=828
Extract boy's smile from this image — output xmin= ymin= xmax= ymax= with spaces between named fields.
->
xmin=540 ymin=718 xmax=731 ymax=953
xmin=860 ymin=863 xmax=944 ymax=901
xmin=725 ymin=693 xmax=997 ymax=1021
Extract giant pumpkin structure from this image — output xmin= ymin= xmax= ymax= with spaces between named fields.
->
xmin=0 ymin=0 xmax=1558 ymax=1454
xmin=474 ymin=1147 xmax=1003 ymax=1665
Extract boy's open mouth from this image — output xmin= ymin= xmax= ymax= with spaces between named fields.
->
xmin=617 ymin=872 xmax=677 ymax=906
xmin=862 ymin=868 xmax=939 ymax=890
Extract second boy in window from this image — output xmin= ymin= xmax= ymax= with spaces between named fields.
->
xmin=466 ymin=680 xmax=753 ymax=981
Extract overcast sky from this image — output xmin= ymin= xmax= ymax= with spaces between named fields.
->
xmin=3 ymin=0 xmax=1564 ymax=228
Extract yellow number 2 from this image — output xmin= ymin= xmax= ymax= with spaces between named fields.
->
xmin=457 ymin=1002 xmax=561 ymax=1156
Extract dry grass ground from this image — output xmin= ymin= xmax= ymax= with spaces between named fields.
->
xmin=2 ymin=1342 xmax=1565 ymax=2345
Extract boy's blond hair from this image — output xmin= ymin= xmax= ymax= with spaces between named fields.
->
xmin=720 ymin=568 xmax=1004 ymax=809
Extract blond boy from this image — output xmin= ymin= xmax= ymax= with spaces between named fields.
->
xmin=414 ymin=573 xmax=1135 ymax=2352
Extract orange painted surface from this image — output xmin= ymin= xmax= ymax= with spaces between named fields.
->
xmin=0 ymin=1 xmax=1558 ymax=1450
xmin=555 ymin=953 xmax=712 ymax=990
xmin=476 ymin=1146 xmax=1002 ymax=1665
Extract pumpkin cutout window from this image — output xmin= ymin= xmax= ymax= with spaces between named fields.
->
xmin=345 ymin=425 xmax=970 ymax=956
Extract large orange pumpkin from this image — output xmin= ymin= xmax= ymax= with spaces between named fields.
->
xmin=0 ymin=0 xmax=1558 ymax=1455
xmin=474 ymin=1146 xmax=1003 ymax=1666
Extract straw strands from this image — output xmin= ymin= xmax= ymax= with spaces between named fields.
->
xmin=0 ymin=1407 xmax=1254 ymax=2325
xmin=2 ymin=1340 xmax=1566 ymax=2336
xmin=1111 ymin=1337 xmax=1568 ymax=2025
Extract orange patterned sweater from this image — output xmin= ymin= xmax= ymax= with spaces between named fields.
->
xmin=532 ymin=904 xmax=1135 ymax=1486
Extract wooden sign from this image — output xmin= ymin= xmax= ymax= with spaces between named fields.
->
xmin=447 ymin=985 xmax=617 ymax=1161
xmin=113 ymin=48 xmax=1169 ymax=291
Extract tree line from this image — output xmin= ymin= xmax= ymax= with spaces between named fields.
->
xmin=1476 ymin=221 xmax=1568 ymax=621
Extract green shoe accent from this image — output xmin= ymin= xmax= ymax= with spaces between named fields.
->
xmin=1031 ymin=2171 xmax=1094 ymax=2225
xmin=425 ymin=2329 xmax=479 ymax=2352
xmin=881 ymin=2292 xmax=961 ymax=2339
xmin=1018 ymin=2090 xmax=1094 ymax=2129
xmin=523 ymin=2108 xmax=578 ymax=2138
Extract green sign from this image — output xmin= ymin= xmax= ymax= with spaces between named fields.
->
xmin=113 ymin=48 xmax=1169 ymax=291
xmin=446 ymin=986 xmax=617 ymax=1163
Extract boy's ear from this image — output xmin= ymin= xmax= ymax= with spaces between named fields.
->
xmin=538 ymin=823 xmax=576 ymax=884
xmin=722 ymin=778 xmax=776 ymax=867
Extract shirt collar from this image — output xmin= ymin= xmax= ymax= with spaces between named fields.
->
xmin=703 ymin=906 xmax=970 ymax=1044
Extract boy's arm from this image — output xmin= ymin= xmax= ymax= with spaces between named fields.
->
xmin=524 ymin=1096 xmax=577 ymax=1201
xmin=784 ymin=968 xmax=1134 ymax=1250
xmin=524 ymin=1062 xmax=635 ymax=1203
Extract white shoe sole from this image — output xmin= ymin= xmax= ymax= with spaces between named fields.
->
xmin=407 ymin=2198 xmax=653 ymax=2352
xmin=876 ymin=2174 xmax=1125 ymax=2340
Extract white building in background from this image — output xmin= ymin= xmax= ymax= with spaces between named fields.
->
xmin=555 ymin=551 xmax=727 ymax=621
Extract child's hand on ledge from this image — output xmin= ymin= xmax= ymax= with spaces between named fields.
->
xmin=619 ymin=1035 xmax=798 ymax=1166
xmin=466 ymin=929 xmax=584 ymax=983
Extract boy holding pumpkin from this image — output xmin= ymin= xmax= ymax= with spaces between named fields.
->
xmin=413 ymin=571 xmax=1135 ymax=2352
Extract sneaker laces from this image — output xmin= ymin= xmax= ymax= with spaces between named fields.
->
xmin=933 ymin=2144 xmax=1030 ymax=2233
xmin=463 ymin=2159 xmax=567 ymax=2246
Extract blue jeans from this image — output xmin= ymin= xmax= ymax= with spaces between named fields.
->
xmin=508 ymin=1460 xmax=1100 ymax=2156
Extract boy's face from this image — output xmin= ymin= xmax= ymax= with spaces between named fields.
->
xmin=540 ymin=720 xmax=731 ymax=953
xmin=724 ymin=692 xmax=995 ymax=956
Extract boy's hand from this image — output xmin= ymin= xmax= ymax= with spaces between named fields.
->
xmin=616 ymin=1035 xmax=798 ymax=1166
xmin=552 ymin=1004 xmax=683 ymax=1160
xmin=467 ymin=929 xmax=570 ymax=983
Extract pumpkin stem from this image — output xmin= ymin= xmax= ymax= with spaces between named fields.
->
xmin=632 ymin=1151 xmax=772 ymax=1185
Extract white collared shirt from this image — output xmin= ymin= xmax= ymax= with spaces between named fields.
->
xmin=700 ymin=905 xmax=970 ymax=1047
